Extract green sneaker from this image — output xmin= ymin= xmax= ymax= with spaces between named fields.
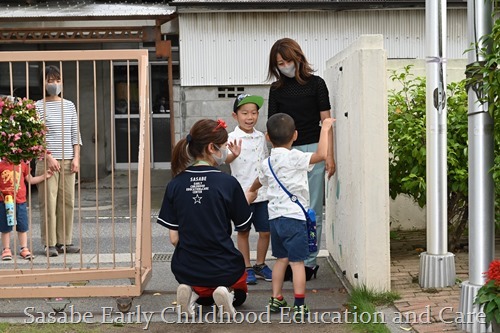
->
xmin=268 ymin=297 xmax=287 ymax=312
xmin=293 ymin=304 xmax=310 ymax=320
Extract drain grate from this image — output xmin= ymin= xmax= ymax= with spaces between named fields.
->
xmin=152 ymin=253 xmax=172 ymax=262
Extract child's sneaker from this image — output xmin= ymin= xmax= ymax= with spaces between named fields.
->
xmin=253 ymin=264 xmax=272 ymax=281
xmin=246 ymin=268 xmax=257 ymax=285
xmin=293 ymin=304 xmax=310 ymax=320
xmin=268 ymin=296 xmax=287 ymax=312
xmin=2 ymin=248 xmax=12 ymax=261
xmin=20 ymin=247 xmax=34 ymax=260
xmin=213 ymin=286 xmax=236 ymax=316
xmin=176 ymin=284 xmax=199 ymax=318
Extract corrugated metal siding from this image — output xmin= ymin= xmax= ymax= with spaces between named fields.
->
xmin=0 ymin=3 xmax=175 ymax=19
xmin=179 ymin=9 xmax=467 ymax=86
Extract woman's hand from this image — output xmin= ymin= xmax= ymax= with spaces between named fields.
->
xmin=71 ymin=157 xmax=80 ymax=174
xmin=47 ymin=155 xmax=61 ymax=173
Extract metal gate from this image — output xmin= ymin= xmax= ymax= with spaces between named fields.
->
xmin=0 ymin=50 xmax=152 ymax=311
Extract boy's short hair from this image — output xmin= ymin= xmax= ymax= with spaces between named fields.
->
xmin=233 ymin=94 xmax=264 ymax=113
xmin=267 ymin=113 xmax=295 ymax=146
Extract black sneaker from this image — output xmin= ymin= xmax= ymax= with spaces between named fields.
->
xmin=56 ymin=244 xmax=80 ymax=254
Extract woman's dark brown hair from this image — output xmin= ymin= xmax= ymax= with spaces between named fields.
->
xmin=267 ymin=38 xmax=315 ymax=89
xmin=39 ymin=65 xmax=61 ymax=95
xmin=171 ymin=119 xmax=228 ymax=177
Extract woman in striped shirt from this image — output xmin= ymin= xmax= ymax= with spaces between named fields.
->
xmin=35 ymin=65 xmax=82 ymax=257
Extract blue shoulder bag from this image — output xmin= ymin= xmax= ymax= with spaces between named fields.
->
xmin=267 ymin=158 xmax=317 ymax=252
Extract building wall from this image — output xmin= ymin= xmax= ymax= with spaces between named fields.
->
xmin=178 ymin=9 xmax=467 ymax=86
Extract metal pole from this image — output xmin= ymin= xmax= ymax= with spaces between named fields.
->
xmin=419 ymin=0 xmax=456 ymax=289
xmin=458 ymin=1 xmax=495 ymax=332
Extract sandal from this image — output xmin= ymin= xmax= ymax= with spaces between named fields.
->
xmin=20 ymin=247 xmax=33 ymax=260
xmin=2 ymin=248 xmax=12 ymax=261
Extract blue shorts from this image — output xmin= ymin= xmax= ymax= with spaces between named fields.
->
xmin=0 ymin=202 xmax=29 ymax=233
xmin=240 ymin=201 xmax=270 ymax=233
xmin=270 ymin=217 xmax=309 ymax=262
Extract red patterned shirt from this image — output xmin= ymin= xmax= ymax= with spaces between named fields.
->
xmin=0 ymin=161 xmax=29 ymax=203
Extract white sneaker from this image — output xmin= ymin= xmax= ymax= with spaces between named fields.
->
xmin=213 ymin=286 xmax=236 ymax=316
xmin=176 ymin=284 xmax=199 ymax=318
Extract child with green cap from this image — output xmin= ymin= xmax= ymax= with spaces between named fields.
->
xmin=226 ymin=94 xmax=272 ymax=285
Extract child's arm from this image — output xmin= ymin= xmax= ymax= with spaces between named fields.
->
xmin=245 ymin=177 xmax=262 ymax=204
xmin=310 ymin=118 xmax=335 ymax=165
xmin=226 ymin=138 xmax=242 ymax=164
xmin=25 ymin=170 xmax=53 ymax=185
xmin=322 ymin=112 xmax=336 ymax=179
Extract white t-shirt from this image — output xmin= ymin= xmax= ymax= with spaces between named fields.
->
xmin=259 ymin=147 xmax=313 ymax=220
xmin=228 ymin=126 xmax=268 ymax=203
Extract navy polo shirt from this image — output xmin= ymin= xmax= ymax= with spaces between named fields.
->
xmin=157 ymin=165 xmax=252 ymax=287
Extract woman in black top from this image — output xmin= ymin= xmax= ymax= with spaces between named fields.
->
xmin=157 ymin=119 xmax=252 ymax=318
xmin=267 ymin=38 xmax=336 ymax=280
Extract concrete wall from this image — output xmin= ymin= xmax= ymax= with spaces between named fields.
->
xmin=173 ymin=85 xmax=271 ymax=142
xmin=323 ymin=35 xmax=390 ymax=291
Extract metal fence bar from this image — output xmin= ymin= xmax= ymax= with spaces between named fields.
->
xmin=76 ymin=60 xmax=83 ymax=267
xmin=110 ymin=60 xmax=117 ymax=268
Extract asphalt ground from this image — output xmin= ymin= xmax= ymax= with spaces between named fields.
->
xmin=0 ymin=169 xmax=355 ymax=331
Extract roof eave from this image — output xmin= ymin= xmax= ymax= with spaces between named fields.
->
xmin=171 ymin=1 xmax=467 ymax=11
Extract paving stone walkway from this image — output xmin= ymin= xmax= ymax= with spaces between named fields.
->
xmin=390 ymin=230 xmax=497 ymax=333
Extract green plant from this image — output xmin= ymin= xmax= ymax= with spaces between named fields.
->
xmin=0 ymin=96 xmax=47 ymax=164
xmin=388 ymin=65 xmax=471 ymax=250
xmin=347 ymin=285 xmax=400 ymax=333
xmin=474 ymin=260 xmax=500 ymax=324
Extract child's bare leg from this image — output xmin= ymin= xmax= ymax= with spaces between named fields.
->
xmin=1 ymin=232 xmax=10 ymax=249
xmin=237 ymin=230 xmax=251 ymax=267
xmin=255 ymin=231 xmax=270 ymax=265
xmin=272 ymin=258 xmax=288 ymax=297
xmin=290 ymin=261 xmax=306 ymax=295
xmin=17 ymin=232 xmax=28 ymax=249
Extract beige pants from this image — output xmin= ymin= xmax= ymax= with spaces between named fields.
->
xmin=36 ymin=160 xmax=75 ymax=247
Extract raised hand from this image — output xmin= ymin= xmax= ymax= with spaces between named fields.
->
xmin=227 ymin=139 xmax=242 ymax=158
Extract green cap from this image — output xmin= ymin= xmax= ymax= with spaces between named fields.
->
xmin=233 ymin=94 xmax=264 ymax=112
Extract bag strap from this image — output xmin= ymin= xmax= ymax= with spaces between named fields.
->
xmin=0 ymin=164 xmax=22 ymax=200
xmin=267 ymin=157 xmax=308 ymax=216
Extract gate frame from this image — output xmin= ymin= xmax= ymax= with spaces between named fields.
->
xmin=0 ymin=49 xmax=152 ymax=298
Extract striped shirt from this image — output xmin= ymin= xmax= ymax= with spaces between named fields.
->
xmin=35 ymin=99 xmax=82 ymax=160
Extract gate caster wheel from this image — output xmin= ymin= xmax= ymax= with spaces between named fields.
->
xmin=116 ymin=297 xmax=133 ymax=313
xmin=46 ymin=298 xmax=71 ymax=313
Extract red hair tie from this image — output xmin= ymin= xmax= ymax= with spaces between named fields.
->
xmin=213 ymin=119 xmax=227 ymax=131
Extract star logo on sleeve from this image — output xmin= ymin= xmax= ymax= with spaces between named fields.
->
xmin=193 ymin=194 xmax=202 ymax=204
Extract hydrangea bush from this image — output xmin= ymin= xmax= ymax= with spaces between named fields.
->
xmin=0 ymin=96 xmax=47 ymax=164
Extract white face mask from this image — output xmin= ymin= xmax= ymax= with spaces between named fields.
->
xmin=46 ymin=83 xmax=62 ymax=96
xmin=212 ymin=145 xmax=228 ymax=166
xmin=278 ymin=63 xmax=296 ymax=78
